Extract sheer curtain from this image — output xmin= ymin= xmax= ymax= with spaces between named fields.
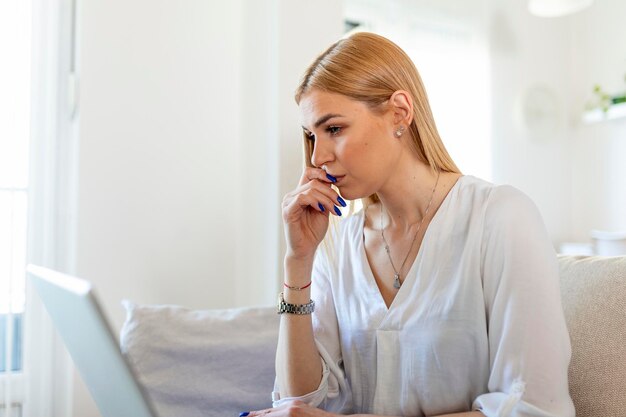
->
xmin=1 ymin=0 xmax=78 ymax=416
xmin=0 ymin=1 xmax=32 ymax=415
xmin=345 ymin=0 xmax=492 ymax=180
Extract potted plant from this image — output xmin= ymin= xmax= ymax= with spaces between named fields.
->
xmin=588 ymin=74 xmax=626 ymax=113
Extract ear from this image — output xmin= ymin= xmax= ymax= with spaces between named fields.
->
xmin=389 ymin=90 xmax=414 ymax=127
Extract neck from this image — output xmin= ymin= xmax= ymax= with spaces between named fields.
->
xmin=375 ymin=153 xmax=442 ymax=231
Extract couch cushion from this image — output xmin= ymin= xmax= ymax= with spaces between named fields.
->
xmin=120 ymin=302 xmax=279 ymax=417
xmin=558 ymin=255 xmax=626 ymax=417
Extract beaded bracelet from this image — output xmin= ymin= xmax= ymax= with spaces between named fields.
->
xmin=283 ymin=281 xmax=312 ymax=291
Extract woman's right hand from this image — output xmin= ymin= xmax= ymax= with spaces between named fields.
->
xmin=282 ymin=167 xmax=345 ymax=261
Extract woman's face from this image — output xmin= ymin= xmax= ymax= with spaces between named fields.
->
xmin=299 ymin=90 xmax=402 ymax=200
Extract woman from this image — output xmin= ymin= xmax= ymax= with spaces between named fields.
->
xmin=247 ymin=32 xmax=574 ymax=417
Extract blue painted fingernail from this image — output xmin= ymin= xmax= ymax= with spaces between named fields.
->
xmin=337 ymin=196 xmax=346 ymax=207
xmin=334 ymin=206 xmax=342 ymax=216
xmin=318 ymin=203 xmax=325 ymax=212
xmin=326 ymin=173 xmax=337 ymax=183
xmin=239 ymin=413 xmax=250 ymax=417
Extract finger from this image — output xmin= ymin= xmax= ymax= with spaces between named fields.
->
xmin=246 ymin=409 xmax=273 ymax=416
xmin=298 ymin=166 xmax=336 ymax=186
xmin=290 ymin=180 xmax=345 ymax=207
xmin=282 ymin=192 xmax=335 ymax=225
xmin=284 ymin=183 xmax=344 ymax=215
xmin=283 ymin=189 xmax=326 ymax=215
xmin=291 ymin=191 xmax=336 ymax=216
xmin=304 ymin=181 xmax=347 ymax=211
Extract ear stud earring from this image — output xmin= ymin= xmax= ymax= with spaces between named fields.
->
xmin=394 ymin=126 xmax=405 ymax=138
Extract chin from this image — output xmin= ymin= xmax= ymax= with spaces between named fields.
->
xmin=337 ymin=186 xmax=370 ymax=201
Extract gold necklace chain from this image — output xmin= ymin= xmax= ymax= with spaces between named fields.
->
xmin=380 ymin=171 xmax=440 ymax=289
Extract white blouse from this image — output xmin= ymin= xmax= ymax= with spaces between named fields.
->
xmin=273 ymin=175 xmax=575 ymax=417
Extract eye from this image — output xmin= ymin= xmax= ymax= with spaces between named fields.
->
xmin=327 ymin=126 xmax=342 ymax=136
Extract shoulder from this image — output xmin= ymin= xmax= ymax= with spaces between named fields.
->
xmin=485 ymin=183 xmax=542 ymax=228
xmin=457 ymin=178 xmax=550 ymax=253
xmin=456 ymin=175 xmax=540 ymax=222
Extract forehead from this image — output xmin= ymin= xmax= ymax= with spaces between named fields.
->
xmin=299 ymin=90 xmax=369 ymax=129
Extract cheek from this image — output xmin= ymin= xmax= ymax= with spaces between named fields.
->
xmin=339 ymin=144 xmax=367 ymax=175
xmin=339 ymin=143 xmax=358 ymax=164
xmin=340 ymin=135 xmax=377 ymax=168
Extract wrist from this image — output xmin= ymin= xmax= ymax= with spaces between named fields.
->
xmin=283 ymin=281 xmax=312 ymax=291
xmin=284 ymin=253 xmax=315 ymax=276
xmin=283 ymin=255 xmax=314 ymax=303
xmin=284 ymin=251 xmax=315 ymax=265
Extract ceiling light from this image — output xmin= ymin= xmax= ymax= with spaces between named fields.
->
xmin=528 ymin=0 xmax=593 ymax=17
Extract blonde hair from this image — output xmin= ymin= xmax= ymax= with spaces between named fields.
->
xmin=295 ymin=32 xmax=460 ymax=210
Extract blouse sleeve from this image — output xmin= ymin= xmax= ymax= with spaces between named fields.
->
xmin=272 ymin=244 xmax=352 ymax=412
xmin=472 ymin=186 xmax=575 ymax=417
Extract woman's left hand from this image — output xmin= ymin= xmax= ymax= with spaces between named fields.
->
xmin=246 ymin=401 xmax=335 ymax=417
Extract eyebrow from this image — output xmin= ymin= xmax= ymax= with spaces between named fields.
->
xmin=302 ymin=113 xmax=345 ymax=131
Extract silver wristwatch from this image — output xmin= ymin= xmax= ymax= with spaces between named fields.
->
xmin=277 ymin=292 xmax=315 ymax=315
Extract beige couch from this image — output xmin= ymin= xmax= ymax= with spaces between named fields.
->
xmin=558 ymin=255 xmax=626 ymax=417
xmin=121 ymin=255 xmax=626 ymax=417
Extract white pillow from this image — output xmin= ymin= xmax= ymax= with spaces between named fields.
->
xmin=120 ymin=301 xmax=279 ymax=417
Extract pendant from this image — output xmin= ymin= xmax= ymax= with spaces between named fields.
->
xmin=393 ymin=273 xmax=401 ymax=289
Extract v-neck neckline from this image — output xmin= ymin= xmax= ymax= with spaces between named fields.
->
xmin=358 ymin=175 xmax=465 ymax=314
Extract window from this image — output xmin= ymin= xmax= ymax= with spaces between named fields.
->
xmin=1 ymin=1 xmax=78 ymax=415
xmin=0 ymin=0 xmax=32 ymax=415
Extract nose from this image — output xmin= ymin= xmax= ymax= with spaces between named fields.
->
xmin=310 ymin=137 xmax=334 ymax=168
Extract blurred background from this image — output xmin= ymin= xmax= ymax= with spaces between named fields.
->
xmin=1 ymin=0 xmax=625 ymax=415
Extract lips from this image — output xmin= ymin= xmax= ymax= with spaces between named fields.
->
xmin=333 ymin=175 xmax=345 ymax=184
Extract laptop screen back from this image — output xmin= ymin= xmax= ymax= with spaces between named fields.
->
xmin=27 ymin=265 xmax=157 ymax=417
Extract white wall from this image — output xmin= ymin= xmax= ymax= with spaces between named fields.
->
xmin=487 ymin=0 xmax=574 ymax=246
xmin=73 ymin=1 xmax=343 ymax=416
xmin=569 ymin=0 xmax=626 ymax=240
xmin=75 ymin=1 xmax=242 ymax=414
xmin=487 ymin=0 xmax=626 ymax=246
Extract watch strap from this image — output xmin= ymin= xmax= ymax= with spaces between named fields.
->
xmin=277 ymin=292 xmax=315 ymax=315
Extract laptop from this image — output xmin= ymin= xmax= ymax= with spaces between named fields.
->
xmin=27 ymin=264 xmax=158 ymax=417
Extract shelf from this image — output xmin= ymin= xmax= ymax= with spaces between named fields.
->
xmin=582 ymin=101 xmax=626 ymax=124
